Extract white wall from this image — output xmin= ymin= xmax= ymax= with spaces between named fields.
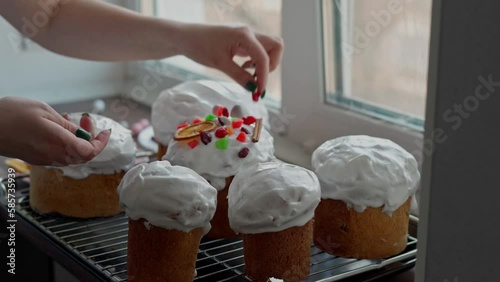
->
xmin=0 ymin=16 xmax=126 ymax=105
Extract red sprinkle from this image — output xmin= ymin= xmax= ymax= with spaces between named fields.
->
xmin=177 ymin=121 xmax=189 ymax=129
xmin=236 ymin=132 xmax=247 ymax=143
xmin=212 ymin=104 xmax=223 ymax=115
xmin=216 ymin=106 xmax=227 ymax=117
xmin=252 ymin=92 xmax=260 ymax=102
xmin=188 ymin=140 xmax=199 ymax=149
xmin=232 ymin=119 xmax=243 ymax=129
xmin=215 ymin=127 xmax=228 ymax=138
xmin=241 ymin=127 xmax=251 ymax=134
xmin=242 ymin=116 xmax=257 ymax=125
xmin=200 ymin=131 xmax=212 ymax=145
xmin=238 ymin=147 xmax=250 ymax=158
xmin=193 ymin=118 xmax=203 ymax=124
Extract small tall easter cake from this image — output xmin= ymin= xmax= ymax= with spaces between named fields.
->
xmin=151 ymin=80 xmax=269 ymax=159
xmin=118 ymin=161 xmax=217 ymax=282
xmin=228 ymin=162 xmax=321 ymax=281
xmin=312 ymin=135 xmax=420 ymax=259
xmin=30 ymin=113 xmax=135 ymax=218
xmin=164 ymin=107 xmax=275 ymax=238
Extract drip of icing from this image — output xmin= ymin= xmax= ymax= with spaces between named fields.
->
xmin=117 ymin=161 xmax=217 ymax=233
xmin=151 ymin=80 xmax=269 ymax=146
xmin=311 ymin=135 xmax=420 ymax=214
xmin=228 ymin=161 xmax=321 ymax=234
xmin=163 ymin=121 xmax=275 ymax=191
xmin=48 ymin=113 xmax=136 ymax=179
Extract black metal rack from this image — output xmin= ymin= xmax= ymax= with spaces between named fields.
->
xmin=0 ymin=176 xmax=418 ymax=282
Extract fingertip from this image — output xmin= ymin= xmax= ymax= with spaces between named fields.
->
xmin=92 ymin=129 xmax=111 ymax=150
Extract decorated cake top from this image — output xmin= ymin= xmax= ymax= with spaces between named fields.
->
xmin=312 ymin=135 xmax=420 ymax=214
xmin=117 ymin=161 xmax=217 ymax=233
xmin=228 ymin=161 xmax=321 ymax=234
xmin=163 ymin=105 xmax=275 ymax=190
xmin=151 ymin=80 xmax=269 ymax=145
xmin=50 ymin=113 xmax=136 ymax=179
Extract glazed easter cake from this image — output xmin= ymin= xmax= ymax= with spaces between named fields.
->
xmin=151 ymin=80 xmax=269 ymax=159
xmin=228 ymin=161 xmax=321 ymax=281
xmin=30 ymin=113 xmax=136 ymax=218
xmin=164 ymin=106 xmax=275 ymax=238
xmin=311 ymin=135 xmax=420 ymax=259
xmin=118 ymin=161 xmax=217 ymax=282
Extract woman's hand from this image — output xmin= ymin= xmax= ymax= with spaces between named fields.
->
xmin=0 ymin=97 xmax=110 ymax=166
xmin=178 ymin=24 xmax=284 ymax=95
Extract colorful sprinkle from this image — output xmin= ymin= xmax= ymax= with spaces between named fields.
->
xmin=200 ymin=131 xmax=212 ymax=145
xmin=232 ymin=118 xmax=243 ymax=129
xmin=242 ymin=116 xmax=257 ymax=125
xmin=230 ymin=105 xmax=243 ymax=118
xmin=227 ymin=126 xmax=234 ymax=136
xmin=216 ymin=106 xmax=228 ymax=117
xmin=215 ymin=137 xmax=229 ymax=150
xmin=193 ymin=118 xmax=203 ymax=124
xmin=188 ymin=140 xmax=199 ymax=149
xmin=215 ymin=127 xmax=228 ymax=138
xmin=205 ymin=114 xmax=217 ymax=121
xmin=241 ymin=127 xmax=251 ymax=134
xmin=177 ymin=122 xmax=189 ymax=129
xmin=238 ymin=147 xmax=250 ymax=158
xmin=236 ymin=132 xmax=247 ymax=143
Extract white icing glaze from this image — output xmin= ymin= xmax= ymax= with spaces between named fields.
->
xmin=117 ymin=161 xmax=217 ymax=233
xmin=311 ymin=135 xmax=420 ymax=214
xmin=163 ymin=123 xmax=275 ymax=191
xmin=151 ymin=80 xmax=270 ymax=145
xmin=228 ymin=161 xmax=321 ymax=234
xmin=49 ymin=113 xmax=136 ymax=179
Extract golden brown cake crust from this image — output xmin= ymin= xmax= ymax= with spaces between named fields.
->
xmin=313 ymin=198 xmax=411 ymax=259
xmin=128 ymin=219 xmax=202 ymax=282
xmin=29 ymin=165 xmax=124 ymax=218
xmin=243 ymin=220 xmax=313 ymax=282
xmin=204 ymin=176 xmax=238 ymax=239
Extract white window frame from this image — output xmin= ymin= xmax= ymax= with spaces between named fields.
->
xmin=281 ymin=0 xmax=424 ymax=163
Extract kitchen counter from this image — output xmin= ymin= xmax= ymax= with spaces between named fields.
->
xmin=0 ymin=96 xmax=416 ymax=282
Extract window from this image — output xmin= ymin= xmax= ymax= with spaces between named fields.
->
xmin=141 ymin=0 xmax=282 ymax=104
xmin=323 ymin=0 xmax=432 ymax=130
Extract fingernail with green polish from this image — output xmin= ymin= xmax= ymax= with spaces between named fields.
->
xmin=261 ymin=90 xmax=266 ymax=99
xmin=245 ymin=81 xmax=258 ymax=92
xmin=76 ymin=128 xmax=91 ymax=141
xmin=82 ymin=112 xmax=90 ymax=117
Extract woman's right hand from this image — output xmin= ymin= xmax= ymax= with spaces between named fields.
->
xmin=0 ymin=96 xmax=110 ymax=166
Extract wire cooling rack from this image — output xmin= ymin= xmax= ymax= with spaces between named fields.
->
xmin=1 ymin=176 xmax=417 ymax=282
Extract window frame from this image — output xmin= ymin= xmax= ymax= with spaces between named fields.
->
xmin=323 ymin=0 xmax=425 ymax=131
xmin=281 ymin=0 xmax=424 ymax=162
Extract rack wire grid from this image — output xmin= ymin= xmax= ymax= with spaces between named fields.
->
xmin=2 ymin=177 xmax=418 ymax=282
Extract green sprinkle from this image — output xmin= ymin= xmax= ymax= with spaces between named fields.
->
xmin=205 ymin=114 xmax=217 ymax=121
xmin=75 ymin=128 xmax=91 ymax=141
xmin=231 ymin=117 xmax=237 ymax=121
xmin=215 ymin=137 xmax=229 ymax=150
